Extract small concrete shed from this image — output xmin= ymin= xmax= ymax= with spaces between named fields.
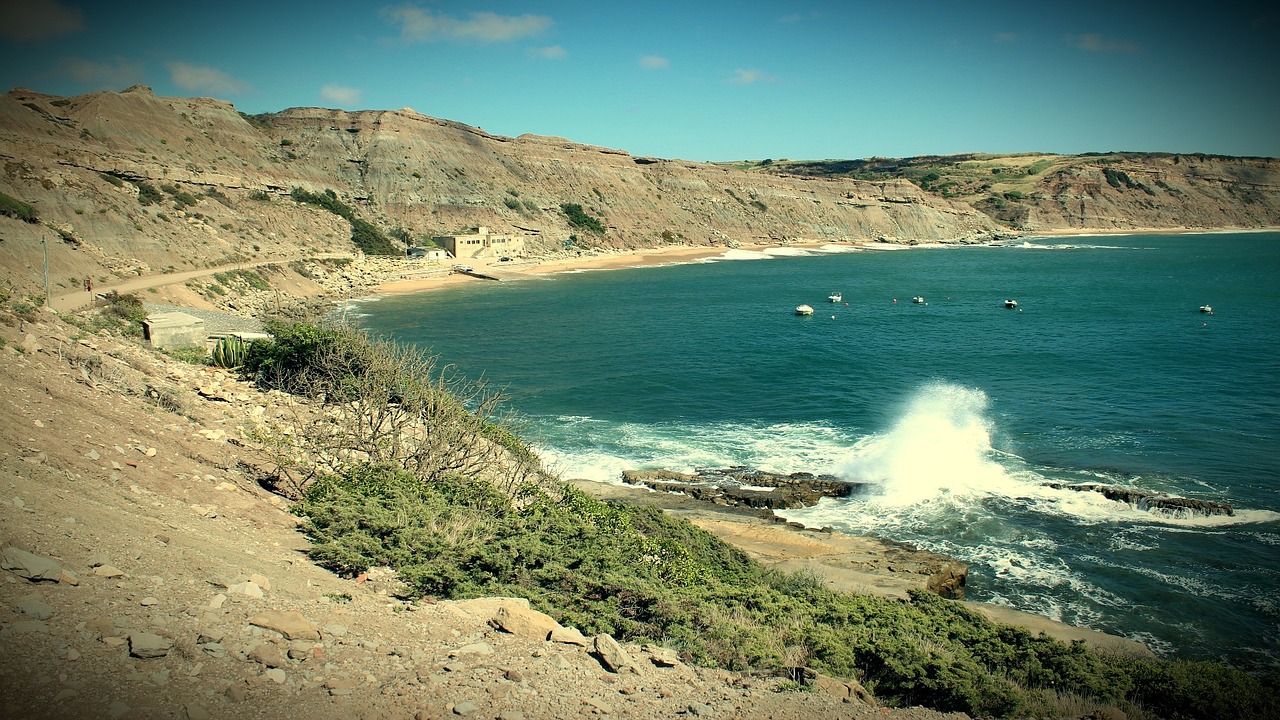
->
xmin=143 ymin=312 xmax=206 ymax=350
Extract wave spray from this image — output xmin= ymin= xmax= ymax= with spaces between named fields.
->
xmin=838 ymin=382 xmax=1016 ymax=505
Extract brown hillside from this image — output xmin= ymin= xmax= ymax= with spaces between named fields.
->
xmin=2 ymin=86 xmax=1003 ymax=302
xmin=762 ymin=153 xmax=1280 ymax=233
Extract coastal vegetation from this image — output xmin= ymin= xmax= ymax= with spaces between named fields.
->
xmin=238 ymin=318 xmax=1277 ymax=720
xmin=135 ymin=181 xmax=164 ymax=207
xmin=559 ymin=203 xmax=606 ymax=235
xmin=0 ymin=190 xmax=38 ymax=223
xmin=289 ymin=187 xmax=399 ymax=255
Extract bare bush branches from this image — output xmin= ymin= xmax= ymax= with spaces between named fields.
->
xmin=240 ymin=319 xmax=550 ymax=497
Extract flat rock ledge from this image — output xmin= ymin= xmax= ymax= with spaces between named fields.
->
xmin=577 ymin=475 xmax=968 ymax=600
xmin=621 ymin=467 xmax=861 ymax=511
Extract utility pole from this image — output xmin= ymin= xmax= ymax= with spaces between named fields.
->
xmin=41 ymin=235 xmax=50 ymax=309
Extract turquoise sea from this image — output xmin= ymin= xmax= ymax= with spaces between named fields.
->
xmin=356 ymin=232 xmax=1280 ymax=671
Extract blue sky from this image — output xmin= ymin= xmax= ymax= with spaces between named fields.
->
xmin=2 ymin=0 xmax=1277 ymax=161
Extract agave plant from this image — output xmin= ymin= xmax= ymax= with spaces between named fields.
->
xmin=210 ymin=335 xmax=248 ymax=368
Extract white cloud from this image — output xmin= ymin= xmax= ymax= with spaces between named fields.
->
xmin=382 ymin=6 xmax=551 ymax=43
xmin=1069 ymin=33 xmax=1141 ymax=54
xmin=533 ymin=45 xmax=567 ymax=59
xmin=639 ymin=55 xmax=669 ymax=70
xmin=728 ymin=68 xmax=773 ymax=85
xmin=0 ymin=0 xmax=83 ymax=42
xmin=58 ymin=56 xmax=144 ymax=89
xmin=166 ymin=61 xmax=248 ymax=95
xmin=994 ymin=32 xmax=1019 ymax=43
xmin=320 ymin=84 xmax=364 ymax=107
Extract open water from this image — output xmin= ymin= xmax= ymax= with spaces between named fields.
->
xmin=356 ymin=232 xmax=1280 ymax=671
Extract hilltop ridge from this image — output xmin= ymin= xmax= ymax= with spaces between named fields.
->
xmin=6 ymin=85 xmax=1274 ymax=305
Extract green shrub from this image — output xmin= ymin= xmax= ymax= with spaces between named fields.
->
xmin=99 ymin=172 xmax=124 ymax=187
xmin=291 ymin=187 xmax=351 ymax=218
xmin=350 ymin=217 xmax=398 ymax=255
xmin=135 ymin=181 xmax=163 ymax=206
xmin=560 ymin=203 xmax=605 ymax=235
xmin=291 ymin=187 xmax=398 ymax=255
xmin=0 ymin=191 xmax=39 ymax=223
xmin=161 ymin=183 xmax=200 ymax=209
xmin=104 ymin=291 xmax=147 ymax=325
xmin=10 ymin=300 xmax=39 ymax=322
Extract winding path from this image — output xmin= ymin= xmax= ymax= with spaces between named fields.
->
xmin=48 ymin=252 xmax=354 ymax=313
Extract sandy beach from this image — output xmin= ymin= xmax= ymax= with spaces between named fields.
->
xmin=370 ymin=226 xmax=1280 ymax=299
xmin=369 ymin=242 xmax=838 ymax=297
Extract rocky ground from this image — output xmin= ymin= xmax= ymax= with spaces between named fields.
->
xmin=0 ymin=309 xmax=980 ymax=719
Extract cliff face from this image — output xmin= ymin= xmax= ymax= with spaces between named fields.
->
xmin=1019 ymin=155 xmax=1280 ymax=231
xmin=766 ymin=153 xmax=1280 ymax=234
xmin=1 ymin=86 xmax=1276 ymax=302
xmin=0 ymin=86 xmax=1000 ymax=299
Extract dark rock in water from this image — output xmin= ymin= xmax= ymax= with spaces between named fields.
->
xmin=620 ymin=467 xmax=862 ymax=510
xmin=1044 ymin=482 xmax=1234 ymax=517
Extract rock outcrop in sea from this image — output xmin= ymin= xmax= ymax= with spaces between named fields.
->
xmin=1044 ymin=482 xmax=1234 ymax=517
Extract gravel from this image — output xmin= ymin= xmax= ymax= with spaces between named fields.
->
xmin=145 ymin=303 xmax=266 ymax=335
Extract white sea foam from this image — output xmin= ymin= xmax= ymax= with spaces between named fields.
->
xmin=761 ymin=247 xmax=814 ymax=257
xmin=832 ymin=383 xmax=1019 ymax=505
xmin=718 ymin=249 xmax=775 ymax=261
xmin=533 ymin=417 xmax=858 ymax=483
xmin=1013 ymin=241 xmax=1149 ymax=251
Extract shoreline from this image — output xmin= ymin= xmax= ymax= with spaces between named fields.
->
xmin=370 ymin=242 xmax=771 ymax=298
xmin=367 ymin=225 xmax=1279 ymax=300
xmin=1023 ymin=225 xmax=1280 ymax=238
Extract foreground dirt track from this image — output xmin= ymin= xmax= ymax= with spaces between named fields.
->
xmin=1 ymin=311 xmax=979 ymax=719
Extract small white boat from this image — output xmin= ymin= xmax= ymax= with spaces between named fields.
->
xmin=1004 ymin=299 xmax=1018 ymax=308
xmin=828 ymin=292 xmax=842 ymax=303
xmin=912 ymin=296 xmax=925 ymax=304
xmin=795 ymin=304 xmax=814 ymax=316
xmin=1199 ymin=305 xmax=1213 ymax=314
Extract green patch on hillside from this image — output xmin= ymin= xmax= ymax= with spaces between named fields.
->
xmin=290 ymin=187 xmax=399 ymax=255
xmin=0 ymin=191 xmax=39 ymax=223
xmin=560 ymin=203 xmax=606 ymax=235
